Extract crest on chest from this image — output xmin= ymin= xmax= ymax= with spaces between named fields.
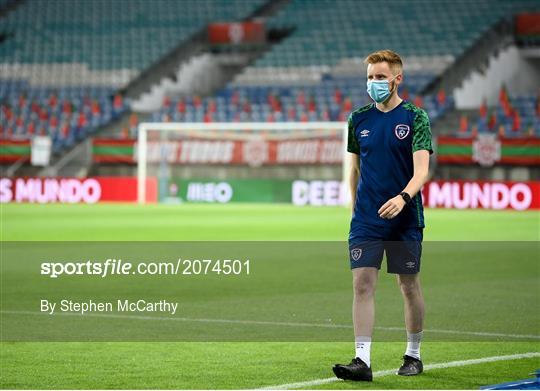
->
xmin=394 ymin=124 xmax=410 ymax=140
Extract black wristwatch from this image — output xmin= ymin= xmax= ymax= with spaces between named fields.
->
xmin=400 ymin=192 xmax=412 ymax=204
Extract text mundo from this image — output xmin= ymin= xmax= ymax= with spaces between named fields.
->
xmin=0 ymin=178 xmax=101 ymax=203
xmin=425 ymin=181 xmax=533 ymax=210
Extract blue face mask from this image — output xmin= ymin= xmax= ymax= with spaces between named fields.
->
xmin=366 ymin=75 xmax=398 ymax=103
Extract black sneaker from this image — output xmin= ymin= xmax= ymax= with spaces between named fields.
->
xmin=397 ymin=355 xmax=423 ymax=376
xmin=332 ymin=357 xmax=373 ymax=381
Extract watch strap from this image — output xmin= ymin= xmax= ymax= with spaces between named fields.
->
xmin=400 ymin=192 xmax=412 ymax=204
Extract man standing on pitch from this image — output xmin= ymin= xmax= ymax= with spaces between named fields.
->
xmin=333 ymin=50 xmax=432 ymax=381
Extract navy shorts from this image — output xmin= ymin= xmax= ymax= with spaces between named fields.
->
xmin=349 ymin=225 xmax=423 ymax=274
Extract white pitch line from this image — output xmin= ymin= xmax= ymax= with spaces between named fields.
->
xmin=1 ymin=310 xmax=539 ymax=340
xmin=366 ymin=325 xmax=540 ymax=340
xmin=257 ymin=352 xmax=540 ymax=390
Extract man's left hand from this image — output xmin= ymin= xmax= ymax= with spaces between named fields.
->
xmin=378 ymin=195 xmax=406 ymax=219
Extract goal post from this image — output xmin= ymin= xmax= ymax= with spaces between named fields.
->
xmin=137 ymin=122 xmax=349 ymax=204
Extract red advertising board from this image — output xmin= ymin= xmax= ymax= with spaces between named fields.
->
xmin=0 ymin=177 xmax=157 ymax=204
xmin=421 ymin=180 xmax=540 ymax=210
xmin=208 ymin=21 xmax=265 ymax=44
xmin=515 ymin=13 xmax=540 ymax=36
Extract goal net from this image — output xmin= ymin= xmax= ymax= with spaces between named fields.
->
xmin=136 ymin=122 xmax=348 ymax=204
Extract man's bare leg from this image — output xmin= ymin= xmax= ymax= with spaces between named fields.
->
xmin=352 ymin=267 xmax=379 ymax=367
xmin=397 ymin=273 xmax=424 ymax=373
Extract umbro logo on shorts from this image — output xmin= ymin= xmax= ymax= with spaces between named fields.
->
xmin=351 ymin=248 xmax=362 ymax=261
xmin=360 ymin=129 xmax=370 ymax=137
xmin=405 ymin=261 xmax=416 ymax=268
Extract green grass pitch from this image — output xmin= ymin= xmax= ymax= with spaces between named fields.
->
xmin=1 ymin=204 xmax=539 ymax=389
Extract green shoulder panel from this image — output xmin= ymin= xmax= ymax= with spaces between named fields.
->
xmin=347 ymin=103 xmax=373 ymax=154
xmin=352 ymin=103 xmax=374 ymax=115
xmin=403 ymin=102 xmax=433 ymax=154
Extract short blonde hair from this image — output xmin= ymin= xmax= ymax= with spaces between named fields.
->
xmin=363 ymin=49 xmax=403 ymax=75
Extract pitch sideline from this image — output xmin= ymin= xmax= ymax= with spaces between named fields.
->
xmin=256 ymin=352 xmax=540 ymax=390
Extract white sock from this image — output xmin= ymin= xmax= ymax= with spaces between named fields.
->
xmin=354 ymin=336 xmax=371 ymax=367
xmin=405 ymin=331 xmax=423 ymax=360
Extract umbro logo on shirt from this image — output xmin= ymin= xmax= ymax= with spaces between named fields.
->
xmin=360 ymin=129 xmax=370 ymax=137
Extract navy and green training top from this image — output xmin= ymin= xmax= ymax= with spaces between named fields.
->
xmin=347 ymin=100 xmax=433 ymax=235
